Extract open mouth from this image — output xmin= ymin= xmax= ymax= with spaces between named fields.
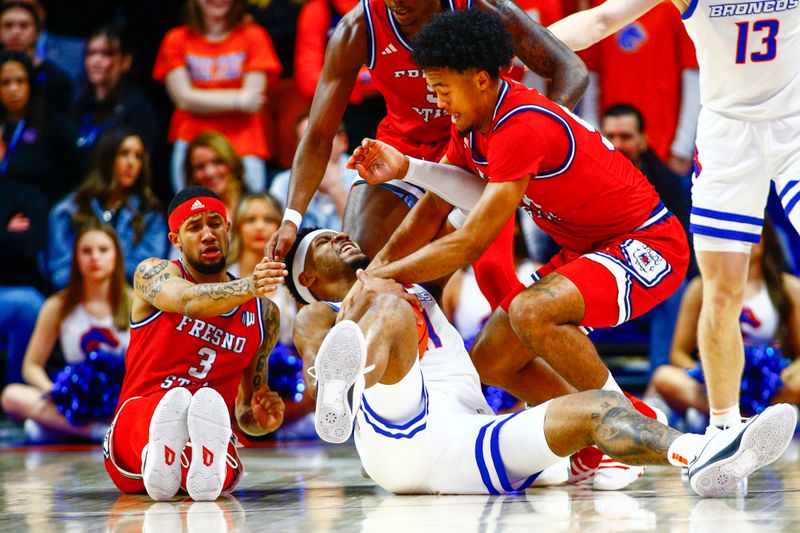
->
xmin=200 ymin=246 xmax=221 ymax=260
xmin=338 ymin=241 xmax=358 ymax=256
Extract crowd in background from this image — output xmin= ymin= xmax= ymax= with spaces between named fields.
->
xmin=0 ymin=0 xmax=797 ymax=443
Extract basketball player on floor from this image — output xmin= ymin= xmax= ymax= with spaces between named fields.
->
xmin=287 ymin=228 xmax=796 ymax=497
xmin=347 ymin=10 xmax=689 ymax=489
xmin=547 ymin=0 xmax=800 ymax=432
xmin=268 ymin=0 xmax=590 ymax=311
xmin=104 ymin=187 xmax=287 ymax=502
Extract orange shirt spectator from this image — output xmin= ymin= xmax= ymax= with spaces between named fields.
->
xmin=580 ymin=1 xmax=699 ymax=173
xmin=153 ymin=2 xmax=282 ymax=193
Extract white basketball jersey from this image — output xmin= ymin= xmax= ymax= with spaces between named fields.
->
xmin=681 ymin=0 xmax=800 ymax=119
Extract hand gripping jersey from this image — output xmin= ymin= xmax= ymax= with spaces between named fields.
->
xmin=117 ymin=261 xmax=266 ymax=409
xmin=446 ymin=79 xmax=665 ymax=254
xmin=362 ymin=0 xmax=473 ymax=161
xmin=681 ymin=0 xmax=800 ymax=119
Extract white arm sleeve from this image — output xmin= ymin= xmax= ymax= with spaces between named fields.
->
xmin=403 ymin=157 xmax=486 ymax=212
xmin=670 ymin=69 xmax=700 ymax=159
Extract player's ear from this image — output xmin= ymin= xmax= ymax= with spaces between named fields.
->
xmin=168 ymin=231 xmax=181 ymax=250
xmin=298 ymin=271 xmax=315 ymax=288
xmin=475 ymin=70 xmax=491 ymax=91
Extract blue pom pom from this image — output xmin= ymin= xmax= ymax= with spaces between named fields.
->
xmin=268 ymin=343 xmax=306 ymax=403
xmin=50 ymin=350 xmax=126 ymax=425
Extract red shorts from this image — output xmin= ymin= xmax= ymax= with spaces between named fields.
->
xmin=103 ymin=391 xmax=243 ymax=494
xmin=514 ymin=215 xmax=689 ymax=329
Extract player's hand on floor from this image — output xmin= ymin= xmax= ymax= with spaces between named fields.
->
xmin=347 ymin=138 xmax=409 ymax=184
xmin=251 ymin=386 xmax=285 ymax=433
xmin=252 ymin=259 xmax=287 ymax=297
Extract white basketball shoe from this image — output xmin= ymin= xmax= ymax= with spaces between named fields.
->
xmin=142 ymin=387 xmax=192 ymax=501
xmin=309 ymin=320 xmax=373 ymax=444
xmin=186 ymin=387 xmax=233 ymax=501
xmin=688 ymin=403 xmax=797 ymax=497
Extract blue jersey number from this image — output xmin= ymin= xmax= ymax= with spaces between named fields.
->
xmin=736 ymin=19 xmax=779 ymax=64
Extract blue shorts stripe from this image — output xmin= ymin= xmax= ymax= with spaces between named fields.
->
xmin=475 ymin=421 xmax=500 ymax=495
xmin=690 ymin=224 xmax=762 ymax=243
xmin=489 ymin=411 xmax=526 ymax=492
xmin=361 ymin=410 xmax=427 ymax=439
xmin=690 ymin=207 xmax=763 ymax=226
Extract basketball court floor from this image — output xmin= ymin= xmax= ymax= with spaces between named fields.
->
xmin=1 ymin=438 xmax=799 ymax=532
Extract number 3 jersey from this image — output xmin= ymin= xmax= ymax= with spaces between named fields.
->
xmin=445 ymin=79 xmax=663 ymax=254
xmin=117 ymin=260 xmax=266 ymax=409
xmin=681 ymin=0 xmax=800 ymax=119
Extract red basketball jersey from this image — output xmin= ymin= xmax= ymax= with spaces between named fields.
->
xmin=446 ymin=80 xmax=663 ymax=254
xmin=117 ymin=261 xmax=265 ymax=410
xmin=362 ymin=0 xmax=471 ymax=161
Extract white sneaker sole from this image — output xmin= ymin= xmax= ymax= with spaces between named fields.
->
xmin=314 ymin=320 xmax=367 ymax=444
xmin=143 ymin=387 xmax=192 ymax=501
xmin=690 ymin=403 xmax=797 ymax=497
xmin=186 ymin=387 xmax=232 ymax=502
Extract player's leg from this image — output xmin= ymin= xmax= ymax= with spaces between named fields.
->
xmin=542 ymin=390 xmax=796 ymax=497
xmin=342 ymin=184 xmax=415 ymax=258
xmin=690 ymin=109 xmax=770 ymax=428
xmin=313 ymin=293 xmax=420 ymax=442
xmin=470 ymin=308 xmax=577 ymax=405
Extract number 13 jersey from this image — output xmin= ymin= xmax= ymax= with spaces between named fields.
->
xmin=681 ymin=0 xmax=800 ymax=119
xmin=117 ymin=260 xmax=266 ymax=409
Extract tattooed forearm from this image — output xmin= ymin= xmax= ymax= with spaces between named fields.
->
xmin=253 ymin=300 xmax=280 ymax=391
xmin=191 ymin=278 xmax=254 ymax=301
xmin=590 ymin=393 xmax=682 ymax=466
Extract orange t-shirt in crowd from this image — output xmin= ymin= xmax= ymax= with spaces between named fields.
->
xmin=153 ymin=22 xmax=283 ymax=159
xmin=581 ymin=1 xmax=698 ymax=161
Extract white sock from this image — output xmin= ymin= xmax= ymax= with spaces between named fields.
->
xmin=601 ymin=371 xmax=624 ymax=395
xmin=667 ymin=433 xmax=706 ymax=467
xmin=709 ymin=404 xmax=741 ymax=429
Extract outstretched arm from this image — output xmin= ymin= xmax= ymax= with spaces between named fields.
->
xmin=478 ymin=0 xmax=588 ymax=109
xmin=268 ymin=8 xmax=367 ymax=261
xmin=131 ymin=258 xmax=286 ymax=320
xmin=547 ymin=0 xmax=672 ymax=52
xmin=235 ymin=299 xmax=285 ymax=436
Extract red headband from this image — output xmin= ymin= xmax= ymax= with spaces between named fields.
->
xmin=168 ymin=196 xmax=228 ymax=233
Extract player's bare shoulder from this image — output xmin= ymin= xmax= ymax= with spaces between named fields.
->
xmin=326 ymin=2 xmax=368 ymax=68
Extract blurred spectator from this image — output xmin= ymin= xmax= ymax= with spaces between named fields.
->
xmin=153 ymin=0 xmax=282 ymax=193
xmin=601 ymin=103 xmax=691 ymax=373
xmin=651 ymin=223 xmax=800 ymax=424
xmin=270 ymin=114 xmax=357 ymax=231
xmin=227 ymin=191 xmax=312 ymax=439
xmin=0 ymin=179 xmax=46 ymax=385
xmin=47 ymin=128 xmax=167 ymax=289
xmin=0 ymin=50 xmax=81 ymax=206
xmin=579 ymin=0 xmax=699 ymax=175
xmin=184 ymin=131 xmax=245 ymax=219
xmin=0 ymin=1 xmax=71 ymax=112
xmin=1 ymin=224 xmax=130 ymax=442
xmin=74 ymin=25 xmax=159 ymax=157
xmin=248 ymin=0 xmax=310 ymax=170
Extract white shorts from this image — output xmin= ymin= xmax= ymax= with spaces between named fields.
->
xmin=690 ymin=107 xmax=800 ymax=253
xmin=354 ymin=360 xmax=563 ymax=495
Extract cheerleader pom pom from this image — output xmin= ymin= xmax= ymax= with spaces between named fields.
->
xmin=50 ymin=350 xmax=126 ymax=426
xmin=268 ymin=342 xmax=306 ymax=403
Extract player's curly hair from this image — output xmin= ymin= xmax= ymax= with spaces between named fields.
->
xmin=284 ymin=226 xmax=321 ymax=305
xmin=410 ymin=10 xmax=514 ymax=78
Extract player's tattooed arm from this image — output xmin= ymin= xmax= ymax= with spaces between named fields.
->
xmin=477 ymin=0 xmax=588 ymax=109
xmin=132 ymin=258 xmax=275 ymax=319
xmin=236 ymin=299 xmax=285 ymax=436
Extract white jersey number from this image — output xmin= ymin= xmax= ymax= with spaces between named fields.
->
xmin=188 ymin=347 xmax=217 ymax=380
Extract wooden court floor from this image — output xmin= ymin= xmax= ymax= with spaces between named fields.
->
xmin=0 ymin=439 xmax=799 ymax=532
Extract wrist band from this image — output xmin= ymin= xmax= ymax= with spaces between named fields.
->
xmin=282 ymin=208 xmax=303 ymax=228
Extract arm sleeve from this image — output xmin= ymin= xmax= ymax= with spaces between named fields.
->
xmin=671 ymin=68 xmax=700 ymax=159
xmin=152 ymin=28 xmax=187 ymax=81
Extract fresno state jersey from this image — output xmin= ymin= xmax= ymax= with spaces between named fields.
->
xmin=446 ymin=79 xmax=663 ymax=254
xmin=362 ymin=0 xmax=472 ymax=161
xmin=681 ymin=0 xmax=800 ymax=120
xmin=117 ymin=260 xmax=265 ymax=410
